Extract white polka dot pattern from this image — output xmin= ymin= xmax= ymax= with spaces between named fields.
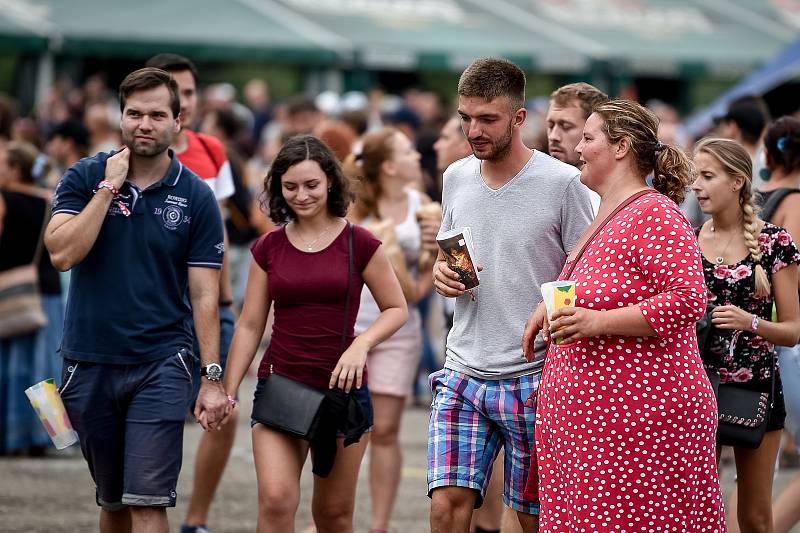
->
xmin=535 ymin=193 xmax=726 ymax=532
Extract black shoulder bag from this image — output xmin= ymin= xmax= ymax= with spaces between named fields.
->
xmin=251 ymin=224 xmax=354 ymax=439
xmin=713 ymin=331 xmax=775 ymax=449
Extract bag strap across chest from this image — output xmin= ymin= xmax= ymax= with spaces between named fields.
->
xmin=564 ymin=189 xmax=653 ymax=280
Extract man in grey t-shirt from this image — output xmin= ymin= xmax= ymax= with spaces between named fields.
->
xmin=428 ymin=59 xmax=593 ymax=533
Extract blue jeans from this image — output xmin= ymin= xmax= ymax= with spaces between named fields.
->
xmin=60 ymin=350 xmax=194 ymax=510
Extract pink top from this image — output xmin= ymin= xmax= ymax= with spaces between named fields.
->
xmin=250 ymin=224 xmax=381 ymax=389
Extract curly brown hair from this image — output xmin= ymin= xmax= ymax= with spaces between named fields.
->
xmin=262 ymin=135 xmax=353 ymax=224
xmin=594 ymin=99 xmax=693 ymax=205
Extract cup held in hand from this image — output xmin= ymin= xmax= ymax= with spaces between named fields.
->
xmin=25 ymin=378 xmax=78 ymax=449
xmin=541 ymin=281 xmax=576 ymax=345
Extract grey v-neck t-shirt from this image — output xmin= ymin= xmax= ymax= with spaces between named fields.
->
xmin=438 ymin=151 xmax=594 ymax=378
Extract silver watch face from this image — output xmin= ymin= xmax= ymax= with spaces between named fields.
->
xmin=204 ymin=363 xmax=223 ymax=381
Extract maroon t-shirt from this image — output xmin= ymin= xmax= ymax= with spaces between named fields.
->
xmin=251 ymin=224 xmax=381 ymax=389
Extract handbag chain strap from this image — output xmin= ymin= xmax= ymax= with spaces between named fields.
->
xmin=339 ymin=223 xmax=354 ymax=354
xmin=563 ymin=189 xmax=653 ymax=280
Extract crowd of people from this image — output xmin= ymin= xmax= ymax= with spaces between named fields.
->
xmin=2 ymin=52 xmax=800 ymax=533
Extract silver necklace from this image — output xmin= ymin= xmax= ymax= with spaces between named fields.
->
xmin=295 ymin=222 xmax=334 ymax=251
xmin=710 ymin=224 xmax=736 ymax=265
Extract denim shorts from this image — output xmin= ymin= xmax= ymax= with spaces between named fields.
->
xmin=250 ymin=378 xmax=374 ymax=436
xmin=59 ymin=350 xmax=194 ymax=510
xmin=190 ymin=305 xmax=236 ymax=411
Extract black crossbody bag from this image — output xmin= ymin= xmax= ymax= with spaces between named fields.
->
xmin=707 ymin=331 xmax=775 ymax=449
xmin=251 ymin=224 xmax=354 ymax=439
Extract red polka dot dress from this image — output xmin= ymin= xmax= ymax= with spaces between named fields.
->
xmin=535 ymin=193 xmax=726 ymax=532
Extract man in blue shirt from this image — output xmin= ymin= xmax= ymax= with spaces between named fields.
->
xmin=45 ymin=67 xmax=230 ymax=533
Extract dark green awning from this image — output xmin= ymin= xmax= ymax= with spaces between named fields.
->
xmin=0 ymin=0 xmax=793 ymax=72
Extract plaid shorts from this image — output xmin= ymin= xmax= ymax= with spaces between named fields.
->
xmin=427 ymin=368 xmax=540 ymax=515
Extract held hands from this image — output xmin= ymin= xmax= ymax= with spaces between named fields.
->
xmin=432 ymin=260 xmax=483 ymax=297
xmin=711 ymin=305 xmax=754 ymax=331
xmin=330 ymin=337 xmax=369 ymax=392
xmin=194 ymin=380 xmax=232 ymax=431
xmin=105 ymin=147 xmax=130 ymax=189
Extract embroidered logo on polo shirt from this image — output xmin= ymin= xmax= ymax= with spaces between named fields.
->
xmin=162 ymin=205 xmax=184 ymax=230
xmin=165 ymin=194 xmax=188 ymax=207
xmin=215 ymin=242 xmax=225 ymax=255
xmin=154 ymin=194 xmax=192 ymax=230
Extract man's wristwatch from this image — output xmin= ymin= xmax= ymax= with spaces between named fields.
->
xmin=200 ymin=363 xmax=223 ymax=382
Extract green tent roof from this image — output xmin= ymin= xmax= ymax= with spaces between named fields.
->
xmin=0 ymin=0 xmax=794 ymax=73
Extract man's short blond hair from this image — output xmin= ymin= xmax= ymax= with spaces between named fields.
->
xmin=550 ymin=83 xmax=608 ymax=119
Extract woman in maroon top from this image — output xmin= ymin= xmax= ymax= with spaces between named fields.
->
xmin=223 ymin=135 xmax=407 ymax=533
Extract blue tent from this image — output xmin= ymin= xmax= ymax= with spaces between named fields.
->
xmin=682 ymin=37 xmax=800 ymax=139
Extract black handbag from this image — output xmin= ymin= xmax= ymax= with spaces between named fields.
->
xmin=716 ymin=385 xmax=771 ymax=449
xmin=251 ymin=224 xmax=354 ymax=439
xmin=711 ymin=330 xmax=775 ymax=449
xmin=251 ymin=373 xmax=326 ymax=439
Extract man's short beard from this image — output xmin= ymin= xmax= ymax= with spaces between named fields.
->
xmin=122 ymin=133 xmax=171 ymax=157
xmin=473 ymin=121 xmax=513 ymax=161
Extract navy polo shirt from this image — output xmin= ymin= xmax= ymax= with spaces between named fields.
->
xmin=52 ymin=150 xmax=224 ymax=364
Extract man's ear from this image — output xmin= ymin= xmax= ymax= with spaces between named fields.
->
xmin=514 ymin=107 xmax=527 ymax=129
xmin=174 ymin=113 xmax=182 ymax=134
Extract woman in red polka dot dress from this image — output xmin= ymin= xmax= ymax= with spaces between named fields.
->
xmin=523 ymin=100 xmax=725 ymax=532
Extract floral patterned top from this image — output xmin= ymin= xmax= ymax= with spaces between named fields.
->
xmin=702 ymin=223 xmax=800 ymax=383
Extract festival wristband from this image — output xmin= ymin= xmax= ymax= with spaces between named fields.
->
xmin=750 ymin=315 xmax=760 ymax=333
xmin=96 ymin=180 xmax=119 ymax=196
xmin=95 ymin=180 xmax=130 ymax=217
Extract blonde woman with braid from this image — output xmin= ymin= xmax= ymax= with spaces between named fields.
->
xmin=693 ymin=137 xmax=800 ymax=533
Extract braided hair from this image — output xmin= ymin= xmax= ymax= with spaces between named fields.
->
xmin=695 ymin=137 xmax=770 ymax=298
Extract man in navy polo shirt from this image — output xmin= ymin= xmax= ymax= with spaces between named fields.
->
xmin=44 ymin=67 xmax=230 ymax=533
